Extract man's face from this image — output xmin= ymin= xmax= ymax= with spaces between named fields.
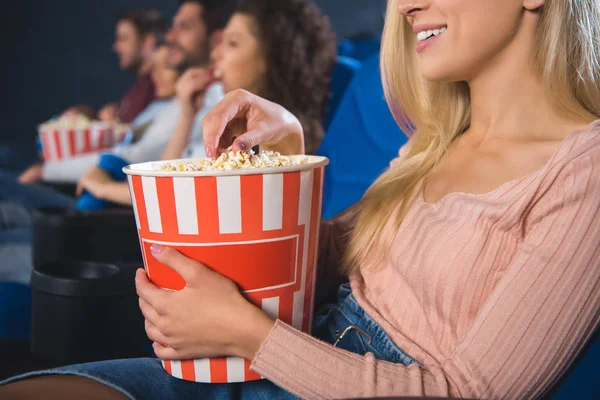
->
xmin=112 ymin=20 xmax=144 ymax=71
xmin=165 ymin=2 xmax=210 ymax=70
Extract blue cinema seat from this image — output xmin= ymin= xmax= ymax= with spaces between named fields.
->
xmin=317 ymin=52 xmax=408 ymax=220
xmin=0 ymin=282 xmax=31 ymax=340
xmin=325 ymin=55 xmax=362 ymax=131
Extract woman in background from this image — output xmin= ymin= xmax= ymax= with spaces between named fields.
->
xmin=78 ymin=0 xmax=336 ymax=205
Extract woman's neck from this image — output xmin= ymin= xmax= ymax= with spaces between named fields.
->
xmin=465 ymin=16 xmax=588 ymax=142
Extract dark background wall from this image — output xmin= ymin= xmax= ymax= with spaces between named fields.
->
xmin=1 ymin=0 xmax=387 ymax=163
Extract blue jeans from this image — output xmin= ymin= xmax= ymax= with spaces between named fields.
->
xmin=0 ymin=203 xmax=34 ymax=284
xmin=0 ymin=170 xmax=76 ymax=213
xmin=0 ymin=284 xmax=421 ymax=399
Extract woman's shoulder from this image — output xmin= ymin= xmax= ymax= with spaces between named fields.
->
xmin=529 ymin=119 xmax=600 ymax=209
xmin=544 ymin=119 xmax=600 ymax=174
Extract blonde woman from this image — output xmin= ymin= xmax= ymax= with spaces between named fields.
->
xmin=2 ymin=0 xmax=599 ymax=399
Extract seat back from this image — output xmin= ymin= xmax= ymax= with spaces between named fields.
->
xmin=543 ymin=327 xmax=600 ymax=399
xmin=0 ymin=282 xmax=31 ymax=340
xmin=324 ymin=55 xmax=362 ymax=131
xmin=318 ymin=52 xmax=408 ymax=219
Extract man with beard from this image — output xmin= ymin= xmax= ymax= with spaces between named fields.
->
xmin=64 ymin=9 xmax=168 ymax=124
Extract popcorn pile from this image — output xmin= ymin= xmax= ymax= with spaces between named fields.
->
xmin=40 ymin=114 xmax=93 ymax=130
xmin=159 ymin=148 xmax=306 ymax=172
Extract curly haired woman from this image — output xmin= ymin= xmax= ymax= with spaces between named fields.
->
xmin=76 ymin=0 xmax=336 ymax=204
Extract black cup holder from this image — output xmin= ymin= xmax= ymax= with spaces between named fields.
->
xmin=31 ymin=261 xmax=130 ymax=297
xmin=32 ymin=207 xmax=142 ymax=268
xmin=30 ymin=261 xmax=151 ymax=364
xmin=43 ymin=262 xmax=119 ymax=280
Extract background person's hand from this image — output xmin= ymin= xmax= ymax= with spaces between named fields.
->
xmin=135 ymin=245 xmax=275 ymax=361
xmin=202 ymin=90 xmax=305 ymax=158
xmin=18 ymin=163 xmax=44 ymax=184
xmin=176 ymin=68 xmax=213 ymax=115
xmin=76 ymin=166 xmax=112 ymax=197
xmin=98 ymin=103 xmax=119 ymax=122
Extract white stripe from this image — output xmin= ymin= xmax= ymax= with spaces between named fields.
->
xmin=194 ymin=358 xmax=211 ymax=382
xmin=127 ymin=175 xmax=141 ymax=229
xmin=75 ymin=129 xmax=86 ymax=153
xmin=298 ymin=170 xmax=313 ymax=226
xmin=217 ymin=176 xmax=242 ymax=234
xmin=173 ymin=177 xmax=199 ymax=234
xmin=141 ymin=176 xmax=163 ymax=233
xmin=170 ymin=360 xmax=183 ymax=379
xmin=262 ymin=174 xmax=283 ymax=231
xmin=262 ymin=297 xmax=280 ymax=320
xmin=292 ymin=170 xmax=314 ymax=330
xmin=226 ymin=357 xmax=245 ymax=383
xmin=60 ymin=131 xmax=71 ymax=159
xmin=90 ymin=128 xmax=101 ymax=149
xmin=292 ymin=291 xmax=304 ymax=329
xmin=308 ymin=167 xmax=325 ymax=332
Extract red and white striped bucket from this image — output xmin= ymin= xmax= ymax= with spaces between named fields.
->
xmin=124 ymin=155 xmax=328 ymax=383
xmin=38 ymin=123 xmax=115 ymax=162
xmin=113 ymin=123 xmax=131 ymax=144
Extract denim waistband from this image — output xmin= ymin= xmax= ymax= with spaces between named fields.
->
xmin=314 ymin=284 xmax=423 ymax=368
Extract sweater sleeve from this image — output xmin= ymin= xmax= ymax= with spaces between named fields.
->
xmin=251 ymin=142 xmax=600 ymax=399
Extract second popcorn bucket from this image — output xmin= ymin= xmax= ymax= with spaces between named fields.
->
xmin=124 ymin=154 xmax=328 ymax=383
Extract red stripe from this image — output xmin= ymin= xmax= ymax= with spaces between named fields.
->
xmin=209 ymin=358 xmax=228 ymax=383
xmin=303 ymin=169 xmax=322 ymax=332
xmin=53 ymin=130 xmax=63 ymax=160
xmin=84 ymin=129 xmax=91 ymax=152
xmin=180 ymin=360 xmax=196 ymax=381
xmin=240 ymin=175 xmax=263 ymax=237
xmin=194 ymin=177 xmax=220 ymax=242
xmin=98 ymin=129 xmax=105 ymax=150
xmin=156 ymin=177 xmax=179 ymax=236
xmin=283 ymin=172 xmax=301 ymax=231
xmin=244 ymin=359 xmax=262 ymax=381
xmin=131 ymin=176 xmax=149 ymax=233
xmin=68 ymin=130 xmax=76 ymax=157
xmin=163 ymin=360 xmax=172 ymax=375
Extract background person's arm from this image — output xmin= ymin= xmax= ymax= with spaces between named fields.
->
xmin=161 ymin=68 xmax=215 ymax=160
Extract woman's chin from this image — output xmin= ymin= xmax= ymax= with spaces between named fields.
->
xmin=420 ymin=68 xmax=463 ymax=84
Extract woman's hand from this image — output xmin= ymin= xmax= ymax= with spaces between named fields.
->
xmin=136 ymin=244 xmax=275 ymax=361
xmin=76 ymin=166 xmax=112 ymax=197
xmin=202 ymin=89 xmax=305 ymax=158
xmin=18 ymin=163 xmax=44 ymax=184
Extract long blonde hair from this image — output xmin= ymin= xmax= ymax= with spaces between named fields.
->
xmin=345 ymin=0 xmax=600 ymax=271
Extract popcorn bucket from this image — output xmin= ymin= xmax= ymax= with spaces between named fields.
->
xmin=124 ymin=155 xmax=328 ymax=383
xmin=113 ymin=123 xmax=131 ymax=144
xmin=38 ymin=123 xmax=115 ymax=162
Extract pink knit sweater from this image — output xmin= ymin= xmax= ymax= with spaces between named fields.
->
xmin=251 ymin=120 xmax=600 ymax=399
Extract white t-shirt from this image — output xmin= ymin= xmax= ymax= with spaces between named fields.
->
xmin=181 ymin=82 xmax=224 ymax=159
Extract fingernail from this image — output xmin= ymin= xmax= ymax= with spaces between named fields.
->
xmin=206 ymin=145 xmax=215 ymax=158
xmin=150 ymin=244 xmax=164 ymax=255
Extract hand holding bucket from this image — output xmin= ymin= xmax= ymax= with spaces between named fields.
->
xmin=125 ymin=154 xmax=327 ymax=383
